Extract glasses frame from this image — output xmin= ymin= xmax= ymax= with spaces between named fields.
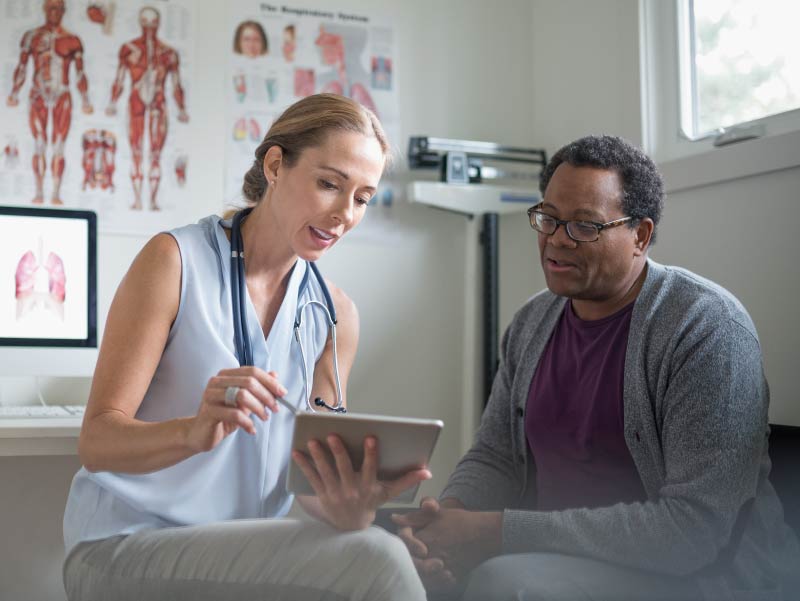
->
xmin=527 ymin=204 xmax=633 ymax=242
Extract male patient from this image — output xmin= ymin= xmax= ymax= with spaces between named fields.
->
xmin=394 ymin=135 xmax=800 ymax=600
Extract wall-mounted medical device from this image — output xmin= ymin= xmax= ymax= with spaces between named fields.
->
xmin=407 ymin=136 xmax=547 ymax=184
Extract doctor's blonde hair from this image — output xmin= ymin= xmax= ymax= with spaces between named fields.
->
xmin=239 ymin=94 xmax=390 ymax=206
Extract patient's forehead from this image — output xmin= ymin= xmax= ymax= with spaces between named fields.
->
xmin=543 ymin=163 xmax=624 ymax=218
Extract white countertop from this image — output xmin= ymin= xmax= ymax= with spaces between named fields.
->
xmin=0 ymin=418 xmax=82 ymax=456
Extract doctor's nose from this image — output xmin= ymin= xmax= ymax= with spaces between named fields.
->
xmin=331 ymin=196 xmax=354 ymax=226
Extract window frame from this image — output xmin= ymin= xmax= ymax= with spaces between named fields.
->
xmin=639 ymin=0 xmax=800 ymax=191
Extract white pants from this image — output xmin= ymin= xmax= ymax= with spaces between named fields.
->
xmin=63 ymin=517 xmax=426 ymax=601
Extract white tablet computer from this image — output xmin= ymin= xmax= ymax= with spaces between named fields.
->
xmin=287 ymin=411 xmax=444 ymax=503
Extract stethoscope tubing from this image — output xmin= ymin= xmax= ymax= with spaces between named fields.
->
xmin=230 ymin=208 xmax=344 ymax=413
xmin=294 ymin=300 xmax=344 ymax=412
xmin=231 ymin=209 xmax=254 ymax=366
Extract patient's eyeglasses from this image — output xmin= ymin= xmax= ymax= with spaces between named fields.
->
xmin=527 ymin=204 xmax=632 ymax=242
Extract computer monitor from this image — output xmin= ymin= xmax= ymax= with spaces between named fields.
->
xmin=0 ymin=206 xmax=98 ymax=377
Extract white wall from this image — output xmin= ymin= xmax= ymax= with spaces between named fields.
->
xmin=500 ymin=0 xmax=643 ymax=331
xmin=652 ymin=167 xmax=800 ymax=426
xmin=0 ymin=1 xmax=537 ymax=599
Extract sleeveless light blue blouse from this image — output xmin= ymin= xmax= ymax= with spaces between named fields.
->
xmin=63 ymin=215 xmax=329 ymax=552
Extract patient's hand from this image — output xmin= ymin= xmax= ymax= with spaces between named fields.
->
xmin=393 ymin=497 xmax=457 ymax=591
xmin=393 ymin=498 xmax=503 ymax=588
xmin=292 ymin=434 xmax=431 ymax=531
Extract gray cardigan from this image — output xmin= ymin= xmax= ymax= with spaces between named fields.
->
xmin=442 ymin=260 xmax=800 ymax=600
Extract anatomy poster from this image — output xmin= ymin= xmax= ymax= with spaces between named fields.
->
xmin=0 ymin=0 xmax=194 ymax=234
xmin=224 ymin=2 xmax=399 ymax=204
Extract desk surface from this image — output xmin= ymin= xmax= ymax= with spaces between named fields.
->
xmin=0 ymin=418 xmax=81 ymax=456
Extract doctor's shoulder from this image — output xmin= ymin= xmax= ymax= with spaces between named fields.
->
xmin=112 ymin=233 xmax=182 ymax=328
xmin=323 ymin=278 xmax=359 ymax=340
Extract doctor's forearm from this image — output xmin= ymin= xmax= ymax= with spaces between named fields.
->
xmin=78 ymin=412 xmax=197 ymax=474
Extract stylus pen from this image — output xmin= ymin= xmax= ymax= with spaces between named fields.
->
xmin=275 ymin=396 xmax=298 ymax=416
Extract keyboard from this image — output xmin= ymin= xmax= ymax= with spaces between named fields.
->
xmin=0 ymin=405 xmax=85 ymax=419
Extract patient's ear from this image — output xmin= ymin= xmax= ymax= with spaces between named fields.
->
xmin=633 ymin=218 xmax=654 ymax=256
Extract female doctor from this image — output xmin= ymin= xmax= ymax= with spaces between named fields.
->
xmin=63 ymin=94 xmax=430 ymax=601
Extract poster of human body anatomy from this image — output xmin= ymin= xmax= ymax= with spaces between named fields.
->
xmin=224 ymin=1 xmax=399 ymax=203
xmin=0 ymin=0 xmax=194 ymax=234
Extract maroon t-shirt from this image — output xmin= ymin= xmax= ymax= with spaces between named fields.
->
xmin=525 ymin=299 xmax=646 ymax=511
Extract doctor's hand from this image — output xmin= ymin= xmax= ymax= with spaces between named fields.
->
xmin=293 ymin=435 xmax=431 ymax=531
xmin=186 ymin=367 xmax=287 ymax=453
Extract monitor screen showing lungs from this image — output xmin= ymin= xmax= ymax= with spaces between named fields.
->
xmin=0 ymin=206 xmax=97 ymax=376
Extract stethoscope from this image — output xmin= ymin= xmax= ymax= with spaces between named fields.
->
xmin=230 ymin=208 xmax=346 ymax=413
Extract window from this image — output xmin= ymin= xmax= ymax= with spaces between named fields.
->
xmin=641 ymin=0 xmax=800 ymax=187
xmin=679 ymin=0 xmax=800 ymax=140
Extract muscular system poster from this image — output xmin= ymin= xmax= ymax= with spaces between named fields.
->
xmin=224 ymin=1 xmax=399 ymax=204
xmin=0 ymin=0 xmax=194 ymax=234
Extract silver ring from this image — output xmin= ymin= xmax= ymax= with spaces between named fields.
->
xmin=224 ymin=386 xmax=240 ymax=408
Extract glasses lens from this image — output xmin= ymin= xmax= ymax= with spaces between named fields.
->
xmin=532 ymin=212 xmax=556 ymax=234
xmin=567 ymin=221 xmax=599 ymax=242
